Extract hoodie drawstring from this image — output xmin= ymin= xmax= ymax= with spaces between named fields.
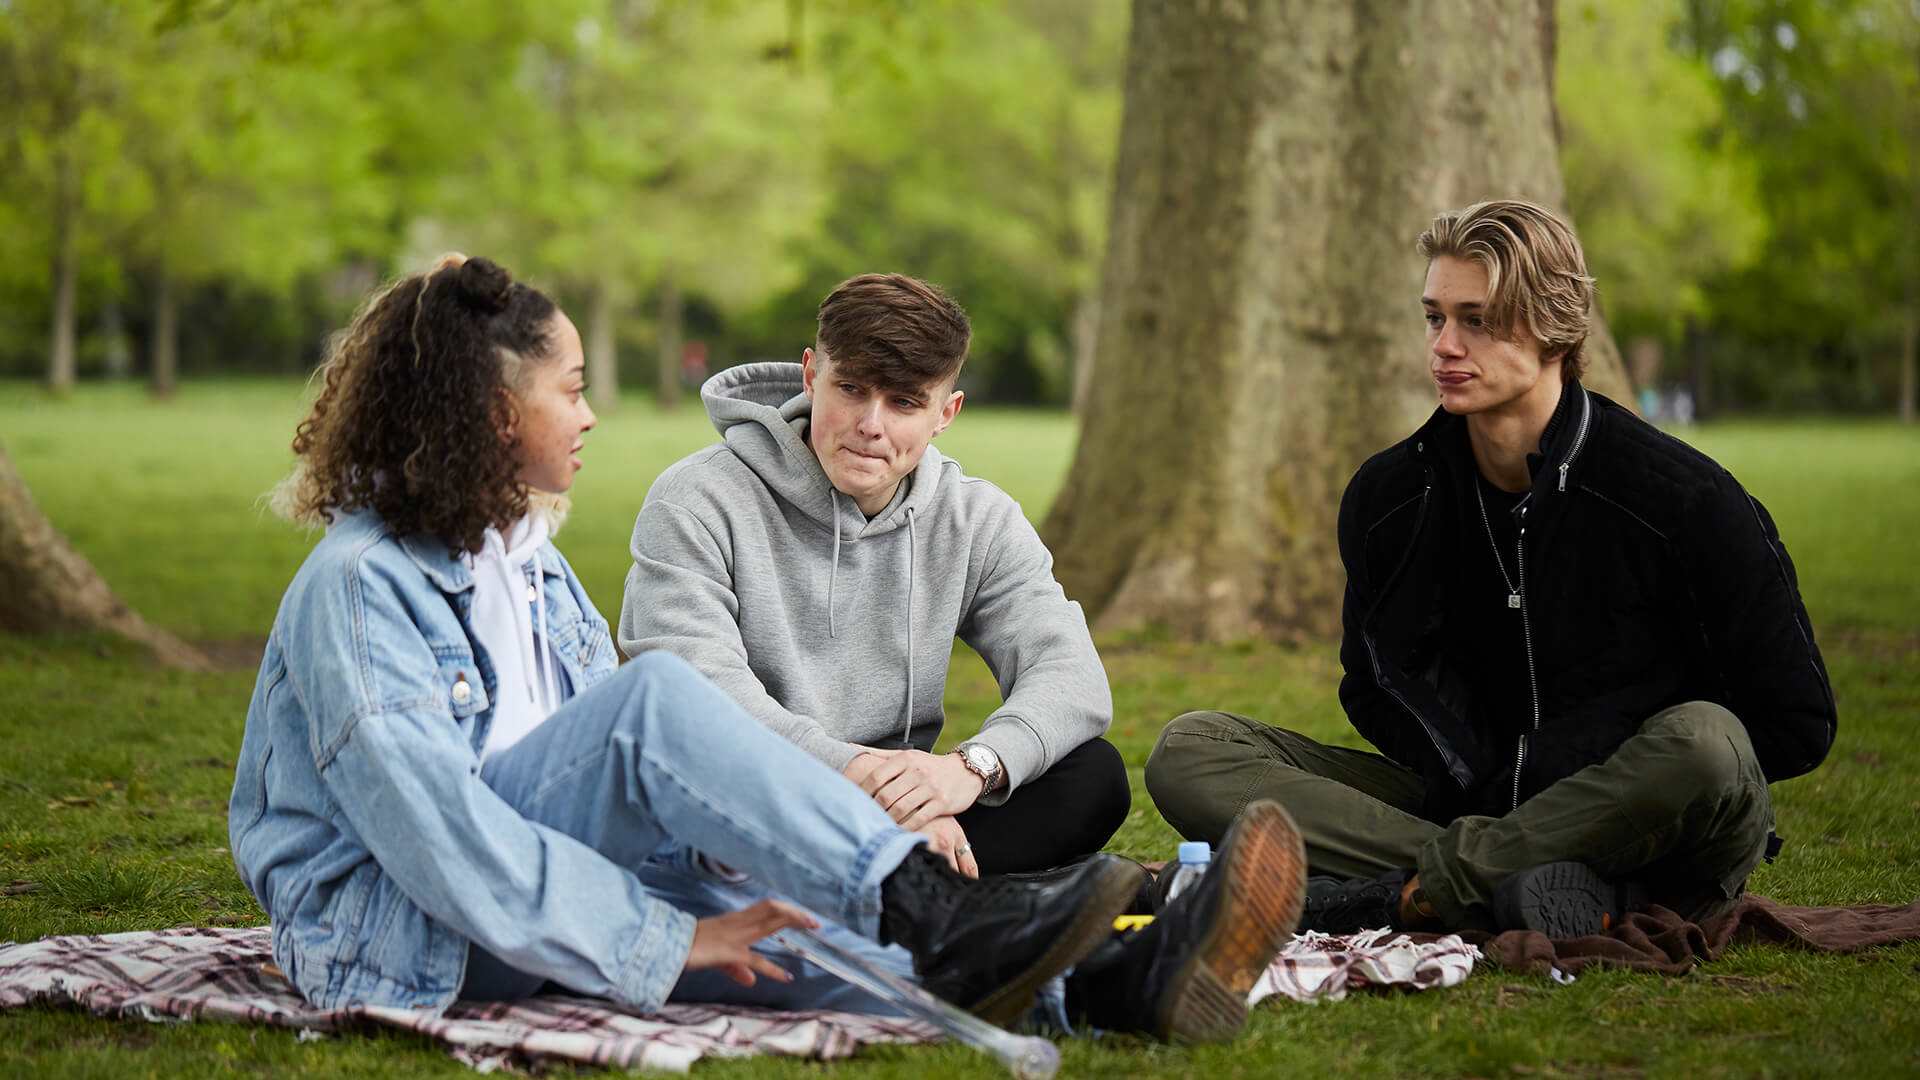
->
xmin=823 ymin=495 xmax=918 ymax=748
xmin=530 ymin=562 xmax=559 ymax=716
xmin=828 ymin=496 xmax=842 ymax=639
xmin=902 ymin=506 xmax=917 ymax=748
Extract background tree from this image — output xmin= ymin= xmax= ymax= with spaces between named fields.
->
xmin=0 ymin=442 xmax=207 ymax=669
xmin=745 ymin=0 xmax=1125 ymax=404
xmin=1043 ymin=0 xmax=1632 ymax=642
xmin=1686 ymin=0 xmax=1920 ymax=417
xmin=433 ymin=0 xmax=825 ymax=412
xmin=113 ymin=4 xmax=386 ymax=397
xmin=0 ymin=1 xmax=135 ymax=394
xmin=1558 ymin=0 xmax=1767 ymax=397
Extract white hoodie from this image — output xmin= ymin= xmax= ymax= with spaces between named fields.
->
xmin=467 ymin=514 xmax=563 ymax=759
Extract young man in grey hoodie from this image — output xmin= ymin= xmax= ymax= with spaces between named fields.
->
xmin=619 ymin=273 xmax=1129 ymax=879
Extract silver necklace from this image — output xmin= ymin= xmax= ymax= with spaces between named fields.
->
xmin=1474 ymin=479 xmax=1523 ymax=609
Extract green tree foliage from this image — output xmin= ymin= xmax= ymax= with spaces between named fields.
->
xmin=429 ymin=0 xmax=829 ymax=408
xmin=737 ymin=0 xmax=1125 ymax=402
xmin=3 ymin=0 xmax=1910 ymax=412
xmin=1558 ymin=0 xmax=1767 ymax=350
xmin=0 ymin=2 xmax=140 ymax=390
xmin=1685 ymin=0 xmax=1920 ymax=412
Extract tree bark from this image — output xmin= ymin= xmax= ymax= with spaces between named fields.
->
xmin=587 ymin=275 xmax=620 ymax=414
xmin=150 ymin=265 xmax=179 ymax=399
xmin=1900 ymin=306 xmax=1916 ymax=425
xmin=48 ymin=161 xmax=78 ymax=395
xmin=0 ymin=442 xmax=208 ymax=669
xmin=1069 ymin=290 xmax=1098 ymax=416
xmin=102 ymin=297 xmax=131 ymax=379
xmin=656 ymin=277 xmax=683 ymax=412
xmin=1044 ymin=0 xmax=1631 ymax=642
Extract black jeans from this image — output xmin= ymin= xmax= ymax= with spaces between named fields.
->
xmin=955 ymin=738 xmax=1131 ymax=875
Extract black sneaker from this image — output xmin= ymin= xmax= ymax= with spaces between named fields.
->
xmin=1066 ymin=800 xmax=1307 ymax=1042
xmin=1296 ymin=870 xmax=1411 ymax=935
xmin=878 ymin=847 xmax=1139 ymax=1025
xmin=1492 ymin=861 xmax=1646 ymax=938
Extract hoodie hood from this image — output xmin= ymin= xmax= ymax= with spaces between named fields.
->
xmin=701 ymin=362 xmax=946 ymax=540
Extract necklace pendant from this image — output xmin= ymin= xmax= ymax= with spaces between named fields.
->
xmin=1507 ymin=593 xmax=1522 ymax=609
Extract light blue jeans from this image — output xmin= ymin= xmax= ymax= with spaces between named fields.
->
xmin=458 ymin=653 xmax=925 ymax=1014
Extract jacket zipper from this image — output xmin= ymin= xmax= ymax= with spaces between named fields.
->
xmin=1512 ymin=507 xmax=1540 ymax=811
xmin=1513 ymin=384 xmax=1588 ymax=805
xmin=1556 ymin=386 xmax=1593 ymax=493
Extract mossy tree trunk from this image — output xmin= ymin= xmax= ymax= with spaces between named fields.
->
xmin=656 ymin=277 xmax=683 ymax=412
xmin=1044 ymin=0 xmax=1630 ymax=642
xmin=587 ymin=275 xmax=620 ymax=414
xmin=48 ymin=155 xmax=79 ymax=396
xmin=150 ymin=264 xmax=179 ymax=399
xmin=0 ymin=442 xmax=208 ymax=669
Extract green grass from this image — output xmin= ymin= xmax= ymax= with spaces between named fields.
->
xmin=3 ymin=378 xmax=1917 ymax=1077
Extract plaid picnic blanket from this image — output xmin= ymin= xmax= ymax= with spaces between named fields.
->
xmin=0 ymin=926 xmax=936 ymax=1072
xmin=1251 ymin=928 xmax=1482 ymax=1005
xmin=1 ymin=924 xmax=1478 ymax=1070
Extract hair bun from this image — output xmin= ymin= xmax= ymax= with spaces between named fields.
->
xmin=453 ymin=257 xmax=514 ymax=314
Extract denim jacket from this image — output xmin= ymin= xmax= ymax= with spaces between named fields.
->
xmin=228 ymin=509 xmax=695 ymax=1014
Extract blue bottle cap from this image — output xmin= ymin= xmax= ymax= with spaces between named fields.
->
xmin=1177 ymin=841 xmax=1211 ymax=865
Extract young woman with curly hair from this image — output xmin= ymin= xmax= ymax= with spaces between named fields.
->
xmin=228 ymin=254 xmax=1163 ymax=1028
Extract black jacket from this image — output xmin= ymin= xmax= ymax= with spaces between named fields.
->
xmin=1336 ymin=383 xmax=1836 ymax=823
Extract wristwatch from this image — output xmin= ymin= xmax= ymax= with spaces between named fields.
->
xmin=953 ymin=742 xmax=1006 ymax=794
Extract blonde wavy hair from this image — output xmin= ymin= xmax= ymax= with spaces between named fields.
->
xmin=1417 ymin=200 xmax=1597 ymax=382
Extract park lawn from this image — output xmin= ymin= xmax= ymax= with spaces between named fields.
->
xmin=2 ymin=378 xmax=1916 ymax=1078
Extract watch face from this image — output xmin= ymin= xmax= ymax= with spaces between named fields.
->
xmin=964 ymin=745 xmax=998 ymax=771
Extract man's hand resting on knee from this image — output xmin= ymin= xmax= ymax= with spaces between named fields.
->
xmin=844 ymin=750 xmax=984 ymax=877
xmin=686 ymin=899 xmax=818 ymax=986
xmin=843 ymin=748 xmax=986 ymax=830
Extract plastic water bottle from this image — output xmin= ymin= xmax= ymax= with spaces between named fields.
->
xmin=1163 ymin=840 xmax=1212 ymax=903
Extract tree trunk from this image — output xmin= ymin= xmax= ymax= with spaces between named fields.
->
xmin=48 ymin=173 xmax=78 ymax=395
xmin=1900 ymin=306 xmax=1916 ymax=424
xmin=0 ymin=442 xmax=208 ymax=669
xmin=1043 ymin=0 xmax=1631 ymax=642
xmin=656 ymin=278 xmax=683 ymax=412
xmin=1069 ymin=290 xmax=1099 ymax=416
xmin=587 ymin=276 xmax=620 ymax=414
xmin=150 ymin=266 xmax=179 ymax=399
xmin=102 ymin=297 xmax=131 ymax=379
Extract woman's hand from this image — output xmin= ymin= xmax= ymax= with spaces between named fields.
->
xmin=684 ymin=899 xmax=820 ymax=986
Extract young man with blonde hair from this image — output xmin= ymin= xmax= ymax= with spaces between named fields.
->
xmin=1146 ymin=200 xmax=1836 ymax=937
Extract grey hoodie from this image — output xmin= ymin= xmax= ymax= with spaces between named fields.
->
xmin=617 ymin=362 xmax=1110 ymax=801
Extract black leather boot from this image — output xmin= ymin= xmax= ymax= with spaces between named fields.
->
xmin=878 ymin=847 xmax=1139 ymax=1025
xmin=1065 ymin=800 xmax=1307 ymax=1042
xmin=1297 ymin=869 xmax=1412 ymax=935
xmin=1492 ymin=861 xmax=1647 ymax=938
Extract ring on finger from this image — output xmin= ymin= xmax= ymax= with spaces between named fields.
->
xmin=955 ymin=844 xmax=972 ymax=856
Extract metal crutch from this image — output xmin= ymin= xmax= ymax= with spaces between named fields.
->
xmin=762 ymin=923 xmax=1060 ymax=1080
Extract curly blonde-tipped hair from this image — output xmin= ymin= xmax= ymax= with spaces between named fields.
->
xmin=269 ymin=255 xmax=568 ymax=551
xmin=1417 ymin=200 xmax=1596 ymax=383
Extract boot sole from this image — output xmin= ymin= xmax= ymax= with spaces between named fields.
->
xmin=1156 ymin=800 xmax=1308 ymax=1043
xmin=1494 ymin=861 xmax=1640 ymax=938
xmin=968 ymin=856 xmax=1142 ymax=1027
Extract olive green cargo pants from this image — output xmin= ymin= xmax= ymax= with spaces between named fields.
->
xmin=1144 ymin=701 xmax=1773 ymax=929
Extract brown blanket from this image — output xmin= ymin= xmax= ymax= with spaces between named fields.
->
xmin=1466 ymin=895 xmax=1920 ymax=976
